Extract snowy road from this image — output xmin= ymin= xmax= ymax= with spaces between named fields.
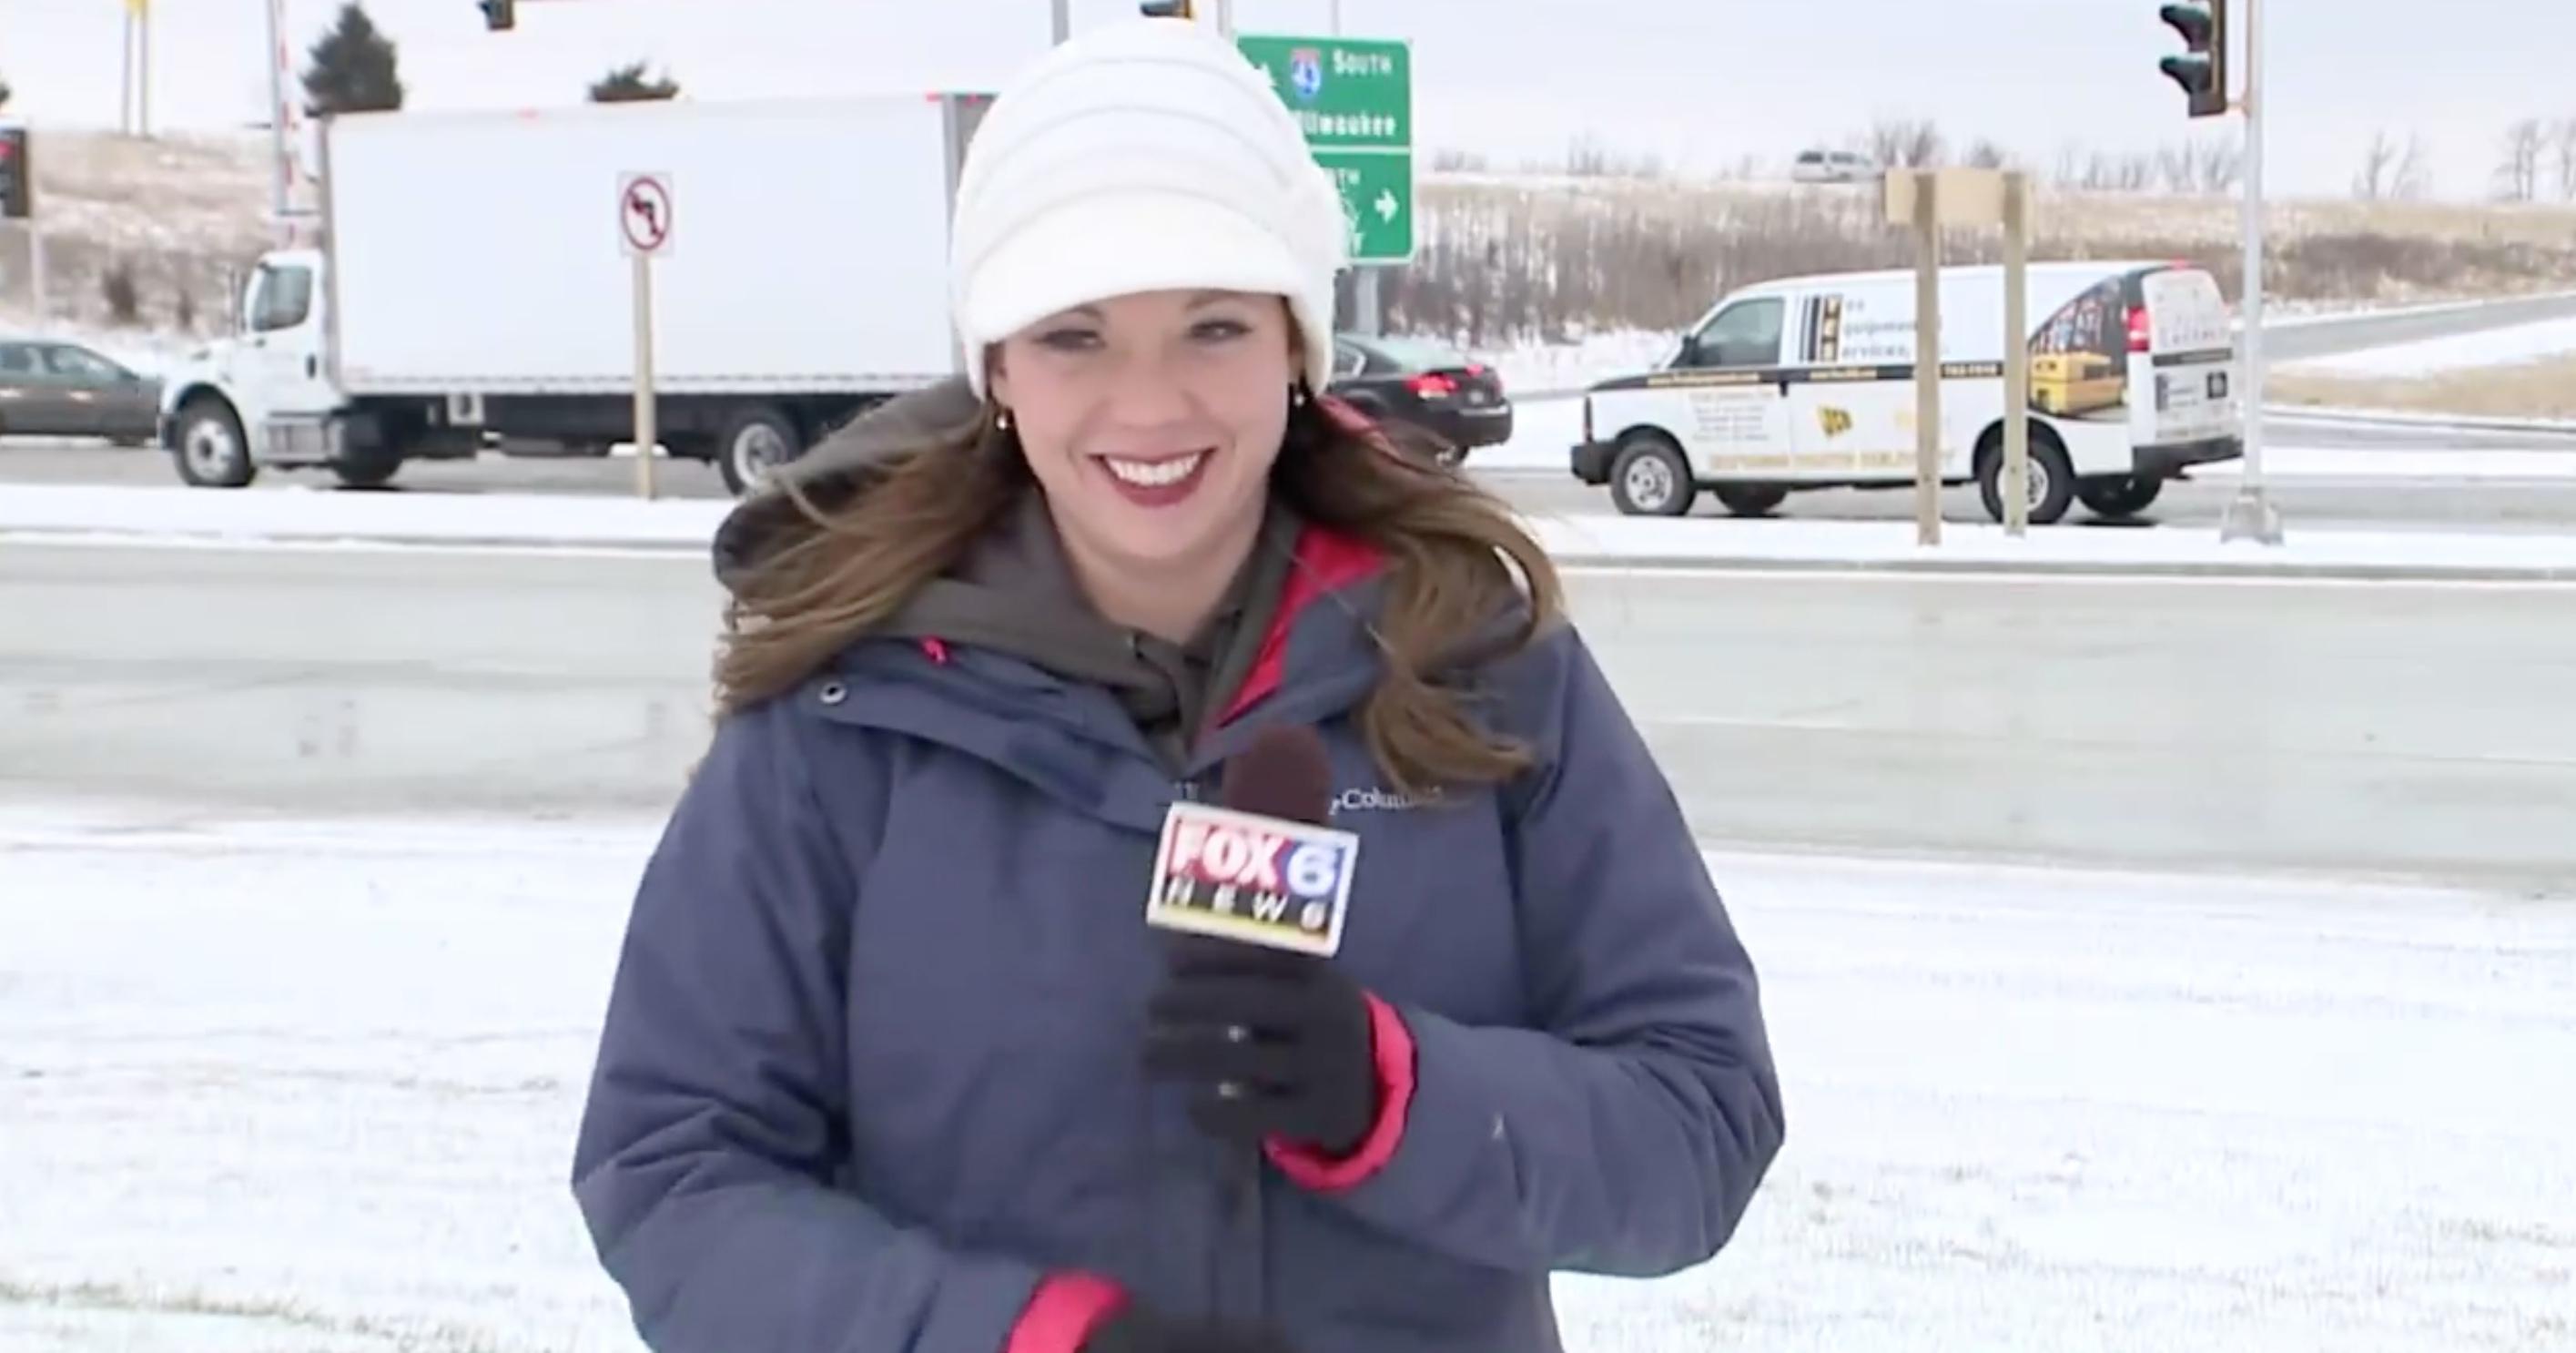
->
xmin=3 ymin=813 xmax=2570 ymax=1352
xmin=14 ymin=407 xmax=2576 ymax=536
xmin=7 ymin=540 xmax=2574 ymax=887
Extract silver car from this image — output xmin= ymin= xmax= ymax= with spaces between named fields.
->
xmin=0 ymin=338 xmax=163 ymax=446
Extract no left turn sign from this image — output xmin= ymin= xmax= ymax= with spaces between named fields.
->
xmin=620 ymin=172 xmax=674 ymax=257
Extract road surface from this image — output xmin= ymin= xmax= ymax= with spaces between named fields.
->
xmin=11 ymin=430 xmax=2576 ymax=536
xmin=2265 ymin=289 xmax=2576 ymax=362
xmin=6 ymin=539 xmax=2570 ymax=890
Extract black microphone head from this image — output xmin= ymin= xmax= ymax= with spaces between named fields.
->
xmin=1220 ymin=725 xmax=1334 ymax=827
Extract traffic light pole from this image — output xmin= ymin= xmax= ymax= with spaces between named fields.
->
xmin=1329 ymin=0 xmax=1384 ymax=338
xmin=2219 ymin=0 xmax=2283 ymax=544
xmin=265 ymin=0 xmax=292 ymax=246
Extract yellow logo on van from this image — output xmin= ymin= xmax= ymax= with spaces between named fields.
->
xmin=1817 ymin=406 xmax=1854 ymax=439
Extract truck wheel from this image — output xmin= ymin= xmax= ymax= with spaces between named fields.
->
xmin=333 ymin=447 xmax=403 ymax=489
xmin=1713 ymin=483 xmax=1790 ymax=517
xmin=173 ymin=397 xmax=256 ymax=489
xmin=718 ymin=405 xmax=804 ymax=497
xmin=2077 ymin=474 xmax=2163 ymax=519
xmin=1976 ymin=427 xmax=2076 ymax=526
xmin=1609 ymin=433 xmax=1696 ymax=517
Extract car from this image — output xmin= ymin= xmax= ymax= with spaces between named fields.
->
xmin=1790 ymin=148 xmax=1880 ymax=185
xmin=1326 ymin=332 xmax=1514 ymax=466
xmin=0 ymin=337 xmax=162 ymax=446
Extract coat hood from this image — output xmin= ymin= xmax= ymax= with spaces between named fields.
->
xmin=709 ymin=376 xmax=1342 ymax=770
xmin=707 ymin=379 xmax=1545 ymax=773
xmin=711 ymin=376 xmax=987 ymax=599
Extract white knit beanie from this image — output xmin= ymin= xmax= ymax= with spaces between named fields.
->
xmin=948 ymin=17 xmax=1352 ymax=399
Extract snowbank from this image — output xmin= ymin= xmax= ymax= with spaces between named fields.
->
xmin=1478 ymin=329 xmax=1676 ymax=397
xmin=10 ymin=482 xmax=2576 ymax=579
xmin=1473 ymin=396 xmax=2576 ymax=479
xmin=4 ymin=808 xmax=2568 ymax=1352
xmin=2280 ymin=314 xmax=2576 ymax=377
xmin=0 ymin=315 xmax=211 ymax=379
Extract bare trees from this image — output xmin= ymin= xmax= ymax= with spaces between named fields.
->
xmin=2157 ymin=139 xmax=2244 ymax=193
xmin=2497 ymin=118 xmax=2548 ymax=201
xmin=1865 ymin=118 xmax=1946 ymax=170
xmin=2354 ymin=130 xmax=2430 ymax=201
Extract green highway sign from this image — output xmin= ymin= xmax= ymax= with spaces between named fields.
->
xmin=1237 ymin=34 xmax=1415 ymax=264
xmin=1313 ymin=149 xmax=1413 ymax=265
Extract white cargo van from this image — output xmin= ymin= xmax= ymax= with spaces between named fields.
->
xmin=1569 ymin=260 xmax=2242 ymax=523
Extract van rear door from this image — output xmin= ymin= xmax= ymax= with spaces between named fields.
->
xmin=2129 ymin=266 xmax=2238 ymax=447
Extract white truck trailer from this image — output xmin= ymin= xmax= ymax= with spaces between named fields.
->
xmin=161 ymin=92 xmax=989 ymax=494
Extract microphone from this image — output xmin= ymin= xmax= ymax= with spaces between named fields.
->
xmin=1145 ymin=726 xmax=1358 ymax=958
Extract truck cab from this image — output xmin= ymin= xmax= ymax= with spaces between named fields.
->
xmin=161 ymin=249 xmax=492 ymax=489
xmin=160 ymin=249 xmax=435 ymax=488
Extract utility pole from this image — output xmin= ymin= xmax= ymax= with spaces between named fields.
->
xmin=2217 ymin=0 xmax=2281 ymax=544
xmin=1052 ymin=0 xmax=1070 ymax=44
xmin=122 ymin=5 xmax=136 ymax=136
xmin=265 ymin=0 xmax=294 ymax=246
xmin=138 ymin=1 xmax=152 ymax=137
xmin=1334 ymin=1 xmax=1383 ymax=338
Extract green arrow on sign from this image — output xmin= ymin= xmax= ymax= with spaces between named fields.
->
xmin=1238 ymin=34 xmax=1415 ymax=266
xmin=1315 ymin=149 xmax=1412 ymax=263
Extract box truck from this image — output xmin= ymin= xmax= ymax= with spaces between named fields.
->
xmin=160 ymin=93 xmax=989 ymax=494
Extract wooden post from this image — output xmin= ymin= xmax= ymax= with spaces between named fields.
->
xmin=2003 ymin=170 xmax=2031 ymax=537
xmin=632 ymin=252 xmax=657 ymax=500
xmin=1912 ymin=172 xmax=1942 ymax=548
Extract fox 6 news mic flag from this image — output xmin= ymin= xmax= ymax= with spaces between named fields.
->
xmin=1145 ymin=805 xmax=1358 ymax=958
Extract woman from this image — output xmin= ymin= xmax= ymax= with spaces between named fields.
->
xmin=571 ymin=17 xmax=1782 ymax=1353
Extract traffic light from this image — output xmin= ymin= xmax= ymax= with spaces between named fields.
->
xmin=1140 ymin=1 xmax=1193 ymax=16
xmin=0 ymin=127 xmax=30 ymax=221
xmin=479 ymin=0 xmax=515 ymax=31
xmin=2157 ymin=2 xmax=2228 ymax=118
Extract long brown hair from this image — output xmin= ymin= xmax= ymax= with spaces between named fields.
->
xmin=715 ymin=395 xmax=1566 ymax=797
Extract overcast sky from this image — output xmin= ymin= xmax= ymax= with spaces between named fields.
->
xmin=5 ymin=0 xmax=2571 ymax=200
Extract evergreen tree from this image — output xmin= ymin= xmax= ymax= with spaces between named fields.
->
xmin=0 ymin=73 xmax=14 ymax=112
xmin=303 ymin=4 xmax=404 ymax=117
xmin=590 ymin=63 xmax=681 ymax=104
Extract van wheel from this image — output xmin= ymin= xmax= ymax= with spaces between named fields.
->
xmin=1713 ymin=483 xmax=1790 ymax=517
xmin=717 ymin=405 xmax=804 ymax=497
xmin=173 ymin=396 xmax=256 ymax=489
xmin=1976 ymin=427 xmax=2076 ymax=525
xmin=1609 ymin=434 xmax=1696 ymax=516
xmin=2077 ymin=474 xmax=2163 ymax=519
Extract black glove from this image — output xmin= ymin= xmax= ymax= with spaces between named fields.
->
xmin=1081 ymin=1305 xmax=1301 ymax=1353
xmin=1143 ymin=935 xmax=1379 ymax=1157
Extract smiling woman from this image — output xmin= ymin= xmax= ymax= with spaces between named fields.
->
xmin=989 ymin=288 xmax=1304 ymax=644
xmin=569 ymin=17 xmax=1783 ymax=1353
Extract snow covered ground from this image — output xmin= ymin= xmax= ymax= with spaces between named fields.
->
xmin=2279 ymin=315 xmax=2576 ymax=378
xmin=1478 ymin=329 xmax=1676 ymax=396
xmin=13 ymin=480 xmax=2576 ymax=578
xmin=0 ymin=318 xmax=206 ymax=381
xmin=5 ymin=809 xmax=2570 ymax=1351
xmin=1473 ymin=395 xmax=2576 ymax=479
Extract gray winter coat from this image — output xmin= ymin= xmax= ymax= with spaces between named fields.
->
xmin=571 ymin=382 xmax=1785 ymax=1353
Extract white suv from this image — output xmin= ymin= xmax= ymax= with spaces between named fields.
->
xmin=1791 ymin=148 xmax=1879 ymax=184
